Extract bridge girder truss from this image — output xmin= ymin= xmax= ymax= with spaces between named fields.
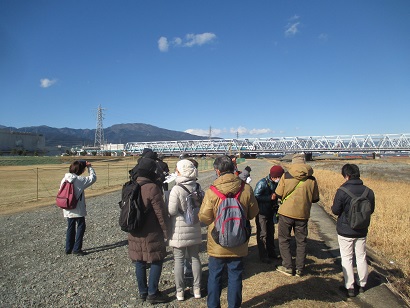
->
xmin=124 ymin=133 xmax=410 ymax=155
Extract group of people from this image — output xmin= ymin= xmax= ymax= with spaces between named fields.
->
xmin=59 ymin=151 xmax=375 ymax=307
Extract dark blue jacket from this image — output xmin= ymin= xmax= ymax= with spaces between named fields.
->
xmin=254 ymin=175 xmax=279 ymax=217
xmin=331 ymin=179 xmax=375 ymax=238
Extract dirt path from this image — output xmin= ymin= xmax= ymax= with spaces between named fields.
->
xmin=0 ymin=158 xmax=407 ymax=307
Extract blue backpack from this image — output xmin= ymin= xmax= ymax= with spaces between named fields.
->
xmin=210 ymin=182 xmax=251 ymax=248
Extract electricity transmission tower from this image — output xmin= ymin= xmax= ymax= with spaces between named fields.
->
xmin=94 ymin=105 xmax=105 ymax=148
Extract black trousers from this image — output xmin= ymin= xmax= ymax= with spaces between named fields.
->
xmin=255 ymin=214 xmax=277 ymax=259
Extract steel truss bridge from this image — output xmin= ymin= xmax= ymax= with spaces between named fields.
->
xmin=124 ymin=133 xmax=410 ymax=156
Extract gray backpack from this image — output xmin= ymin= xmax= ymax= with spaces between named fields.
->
xmin=177 ymin=183 xmax=204 ymax=226
xmin=339 ymin=187 xmax=372 ymax=230
xmin=210 ymin=182 xmax=251 ymax=247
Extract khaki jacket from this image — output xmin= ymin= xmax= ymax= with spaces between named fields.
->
xmin=199 ymin=173 xmax=259 ymax=258
xmin=275 ymin=163 xmax=320 ymax=220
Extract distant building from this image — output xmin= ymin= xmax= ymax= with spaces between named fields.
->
xmin=0 ymin=130 xmax=45 ymax=153
xmin=102 ymin=143 xmax=125 ymax=151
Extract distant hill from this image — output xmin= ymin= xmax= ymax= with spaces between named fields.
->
xmin=0 ymin=123 xmax=209 ymax=148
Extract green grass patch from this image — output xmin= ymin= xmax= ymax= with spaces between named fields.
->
xmin=0 ymin=156 xmax=64 ymax=166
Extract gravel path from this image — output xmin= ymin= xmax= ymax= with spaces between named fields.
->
xmin=0 ymin=159 xmax=274 ymax=308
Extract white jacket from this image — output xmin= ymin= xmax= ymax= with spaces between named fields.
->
xmin=60 ymin=166 xmax=97 ymax=218
xmin=168 ymin=176 xmax=202 ymax=248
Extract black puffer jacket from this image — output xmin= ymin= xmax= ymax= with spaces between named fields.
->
xmin=331 ymin=179 xmax=375 ymax=238
xmin=254 ymin=175 xmax=279 ymax=217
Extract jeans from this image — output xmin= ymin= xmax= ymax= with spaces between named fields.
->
xmin=256 ymin=214 xmax=276 ymax=259
xmin=135 ymin=260 xmax=163 ymax=296
xmin=207 ymin=256 xmax=243 ymax=308
xmin=338 ymin=235 xmax=368 ymax=289
xmin=278 ymin=215 xmax=308 ymax=271
xmin=66 ymin=217 xmax=86 ymax=253
xmin=173 ymin=245 xmax=201 ymax=292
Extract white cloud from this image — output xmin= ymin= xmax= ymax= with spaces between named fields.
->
xmin=186 ymin=127 xmax=274 ymax=138
xmin=318 ymin=33 xmax=328 ymax=41
xmin=185 ymin=128 xmax=225 ymax=137
xmin=185 ymin=129 xmax=210 ymax=137
xmin=289 ymin=14 xmax=300 ymax=21
xmin=158 ymin=36 xmax=169 ymax=52
xmin=285 ymin=22 xmax=300 ymax=37
xmin=249 ymin=128 xmax=273 ymax=135
xmin=173 ymin=37 xmax=182 ymax=46
xmin=40 ymin=78 xmax=57 ymax=88
xmin=285 ymin=15 xmax=301 ymax=37
xmin=158 ymin=32 xmax=216 ymax=51
xmin=230 ymin=126 xmax=248 ymax=136
xmin=184 ymin=33 xmax=217 ymax=47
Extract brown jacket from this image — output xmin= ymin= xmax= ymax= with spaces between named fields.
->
xmin=128 ymin=177 xmax=169 ymax=262
xmin=275 ymin=163 xmax=320 ymax=220
xmin=199 ymin=173 xmax=259 ymax=258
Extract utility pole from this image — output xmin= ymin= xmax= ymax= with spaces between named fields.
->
xmin=94 ymin=105 xmax=105 ymax=149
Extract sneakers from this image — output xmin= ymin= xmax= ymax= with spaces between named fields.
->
xmin=276 ymin=265 xmax=293 ymax=276
xmin=73 ymin=250 xmax=87 ymax=256
xmin=295 ymin=270 xmax=303 ymax=277
xmin=348 ymin=288 xmax=356 ymax=297
xmin=176 ymin=290 xmax=184 ymax=301
xmin=193 ymin=288 xmax=201 ymax=299
xmin=358 ymin=286 xmax=365 ymax=294
xmin=147 ymin=291 xmax=169 ymax=304
xmin=138 ymin=293 xmax=147 ymax=302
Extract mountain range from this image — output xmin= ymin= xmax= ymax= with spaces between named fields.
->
xmin=0 ymin=123 xmax=209 ymax=148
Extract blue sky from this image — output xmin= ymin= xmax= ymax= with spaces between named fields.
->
xmin=1 ymin=0 xmax=409 ymax=140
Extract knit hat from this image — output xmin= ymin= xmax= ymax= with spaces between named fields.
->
xmin=292 ymin=153 xmax=306 ymax=164
xmin=142 ymin=148 xmax=158 ymax=160
xmin=136 ymin=157 xmax=157 ymax=180
xmin=176 ymin=159 xmax=198 ymax=179
xmin=239 ymin=170 xmax=250 ymax=181
xmin=244 ymin=166 xmax=251 ymax=173
xmin=270 ymin=165 xmax=284 ymax=178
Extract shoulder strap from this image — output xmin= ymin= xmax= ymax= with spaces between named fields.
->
xmin=210 ymin=181 xmax=245 ymax=200
xmin=234 ymin=181 xmax=245 ymax=200
xmin=283 ymin=180 xmax=304 ymax=202
xmin=339 ymin=186 xmax=356 ymax=198
xmin=177 ymin=183 xmax=191 ymax=195
xmin=69 ymin=178 xmax=83 ymax=201
xmin=210 ymin=185 xmax=226 ymax=200
xmin=361 ymin=187 xmax=369 ymax=198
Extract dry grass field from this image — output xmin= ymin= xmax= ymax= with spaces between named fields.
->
xmin=0 ymin=156 xmax=214 ymax=214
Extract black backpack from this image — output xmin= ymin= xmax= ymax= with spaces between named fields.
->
xmin=339 ymin=186 xmax=372 ymax=230
xmin=118 ymin=180 xmax=149 ymax=233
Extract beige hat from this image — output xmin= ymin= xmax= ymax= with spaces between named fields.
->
xmin=292 ymin=153 xmax=306 ymax=164
xmin=176 ymin=159 xmax=198 ymax=179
